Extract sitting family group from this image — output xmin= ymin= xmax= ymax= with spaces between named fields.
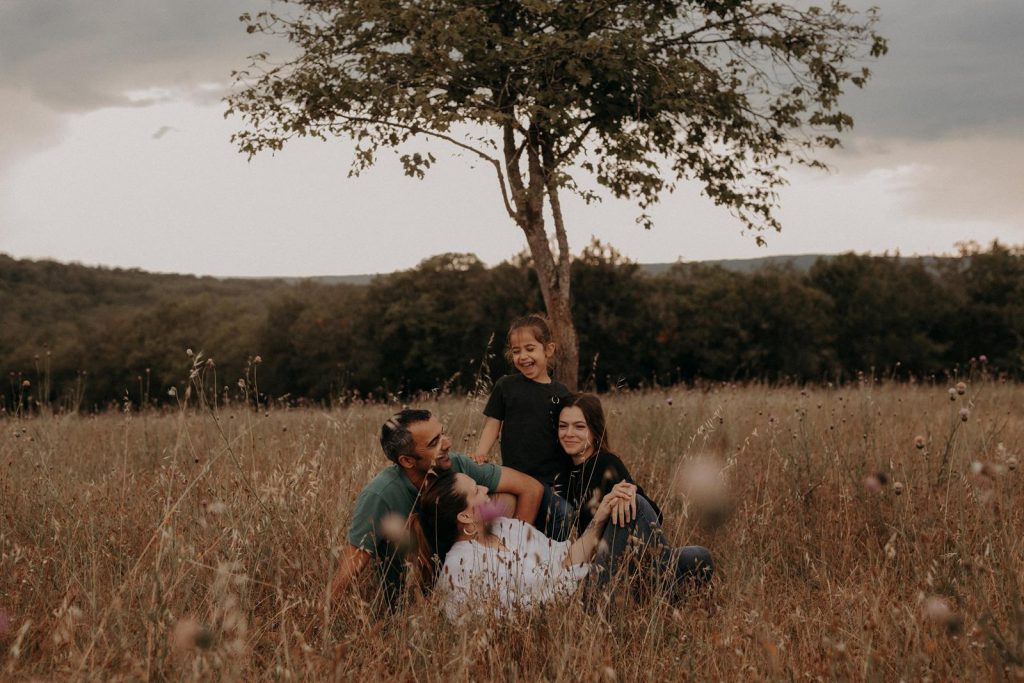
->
xmin=330 ymin=315 xmax=714 ymax=617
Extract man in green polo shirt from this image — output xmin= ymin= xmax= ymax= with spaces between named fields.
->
xmin=330 ymin=408 xmax=543 ymax=608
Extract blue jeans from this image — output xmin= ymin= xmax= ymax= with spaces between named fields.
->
xmin=535 ymin=483 xmax=574 ymax=542
xmin=592 ymin=495 xmax=713 ymax=591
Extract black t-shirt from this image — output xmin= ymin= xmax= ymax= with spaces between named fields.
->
xmin=483 ymin=373 xmax=571 ymax=482
xmin=564 ymin=450 xmax=662 ymax=532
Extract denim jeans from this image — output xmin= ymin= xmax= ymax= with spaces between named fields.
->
xmin=535 ymin=483 xmax=575 ymax=542
xmin=592 ymin=495 xmax=713 ymax=590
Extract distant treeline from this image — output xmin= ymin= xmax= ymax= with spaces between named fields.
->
xmin=1 ymin=242 xmax=1022 ymax=412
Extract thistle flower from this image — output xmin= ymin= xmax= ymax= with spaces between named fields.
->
xmin=959 ymin=408 xmax=969 ymax=422
xmin=893 ymin=482 xmax=904 ymax=495
xmin=955 ymin=381 xmax=967 ymax=395
xmin=948 ymin=388 xmax=957 ymax=401
xmin=914 ymin=435 xmax=926 ymax=449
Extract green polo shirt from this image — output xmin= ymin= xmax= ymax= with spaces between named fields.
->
xmin=347 ymin=453 xmax=501 ymax=560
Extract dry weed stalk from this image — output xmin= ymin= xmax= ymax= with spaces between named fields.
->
xmin=0 ymin=376 xmax=1021 ymax=680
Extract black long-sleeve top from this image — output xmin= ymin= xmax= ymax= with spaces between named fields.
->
xmin=562 ymin=450 xmax=663 ymax=533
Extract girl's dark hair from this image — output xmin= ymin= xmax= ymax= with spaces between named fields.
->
xmin=562 ymin=393 xmax=611 ymax=454
xmin=417 ymin=469 xmax=470 ymax=567
xmin=506 ymin=314 xmax=555 ymax=365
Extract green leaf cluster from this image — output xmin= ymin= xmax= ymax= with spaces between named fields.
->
xmin=2 ymin=242 xmax=1023 ymax=412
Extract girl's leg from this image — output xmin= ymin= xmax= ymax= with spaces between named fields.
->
xmin=593 ymin=496 xmax=714 ymax=589
xmin=535 ymin=483 xmax=574 ymax=542
xmin=592 ymin=495 xmax=666 ymax=581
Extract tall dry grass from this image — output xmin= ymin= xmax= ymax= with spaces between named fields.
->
xmin=1 ymin=377 xmax=1022 ymax=680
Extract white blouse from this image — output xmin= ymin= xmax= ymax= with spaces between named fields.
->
xmin=438 ymin=517 xmax=590 ymax=619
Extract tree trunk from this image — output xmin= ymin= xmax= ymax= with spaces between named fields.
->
xmin=503 ymin=119 xmax=581 ymax=390
xmin=521 ymin=221 xmax=579 ymax=390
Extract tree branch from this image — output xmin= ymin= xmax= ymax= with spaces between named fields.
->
xmin=321 ymin=114 xmax=517 ymax=220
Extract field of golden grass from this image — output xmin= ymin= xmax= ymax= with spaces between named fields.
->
xmin=1 ymin=378 xmax=1022 ymax=680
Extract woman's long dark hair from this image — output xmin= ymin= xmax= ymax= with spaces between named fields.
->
xmin=417 ymin=469 xmax=470 ymax=568
xmin=562 ymin=393 xmax=611 ymax=454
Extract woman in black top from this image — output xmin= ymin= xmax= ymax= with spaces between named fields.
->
xmin=557 ymin=393 xmax=713 ymax=588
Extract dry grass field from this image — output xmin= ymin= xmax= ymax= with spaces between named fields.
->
xmin=2 ymin=376 xmax=1023 ymax=680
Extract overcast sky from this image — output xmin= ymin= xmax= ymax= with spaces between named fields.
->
xmin=1 ymin=0 xmax=1022 ymax=277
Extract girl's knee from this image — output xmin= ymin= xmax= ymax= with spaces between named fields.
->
xmin=679 ymin=546 xmax=714 ymax=582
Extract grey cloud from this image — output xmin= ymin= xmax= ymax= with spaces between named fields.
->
xmin=840 ymin=0 xmax=1024 ymax=139
xmin=0 ymin=0 xmax=1020 ymax=143
xmin=0 ymin=0 xmax=277 ymax=113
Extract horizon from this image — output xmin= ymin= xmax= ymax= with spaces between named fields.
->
xmin=0 ymin=244 xmax=998 ymax=281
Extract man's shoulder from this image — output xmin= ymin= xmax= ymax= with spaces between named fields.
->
xmin=449 ymin=454 xmax=502 ymax=487
xmin=449 ymin=453 xmax=495 ymax=475
xmin=358 ymin=465 xmax=414 ymax=503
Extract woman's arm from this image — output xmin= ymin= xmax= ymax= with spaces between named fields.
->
xmin=472 ymin=417 xmax=502 ymax=463
xmin=563 ymin=482 xmax=636 ymax=567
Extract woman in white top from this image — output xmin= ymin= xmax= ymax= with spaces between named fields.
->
xmin=418 ymin=469 xmax=636 ymax=618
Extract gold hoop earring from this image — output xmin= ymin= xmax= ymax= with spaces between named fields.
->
xmin=463 ymin=523 xmax=479 ymax=538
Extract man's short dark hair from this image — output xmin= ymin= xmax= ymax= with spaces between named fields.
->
xmin=380 ymin=409 xmax=433 ymax=463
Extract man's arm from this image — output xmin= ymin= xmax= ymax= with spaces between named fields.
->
xmin=494 ymin=466 xmax=543 ymax=525
xmin=330 ymin=544 xmax=370 ymax=606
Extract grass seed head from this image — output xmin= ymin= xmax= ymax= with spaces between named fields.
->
xmin=923 ymin=596 xmax=963 ymax=635
xmin=379 ymin=513 xmax=410 ymax=546
xmin=675 ymin=457 xmax=732 ymax=528
xmin=170 ymin=617 xmax=210 ymax=653
xmin=863 ymin=472 xmax=888 ymax=494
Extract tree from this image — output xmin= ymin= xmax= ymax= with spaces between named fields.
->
xmin=228 ymin=2 xmax=885 ymax=389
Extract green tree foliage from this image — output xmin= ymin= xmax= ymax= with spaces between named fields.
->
xmin=227 ymin=0 xmax=886 ymax=388
xmin=2 ymin=243 xmax=1023 ymax=412
xmin=943 ymin=242 xmax=1024 ymax=370
xmin=808 ymin=253 xmax=953 ymax=377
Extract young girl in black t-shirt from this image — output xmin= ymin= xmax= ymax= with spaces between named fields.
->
xmin=472 ymin=315 xmax=570 ymax=483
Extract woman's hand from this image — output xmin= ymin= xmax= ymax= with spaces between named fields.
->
xmin=594 ymin=482 xmax=637 ymax=526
